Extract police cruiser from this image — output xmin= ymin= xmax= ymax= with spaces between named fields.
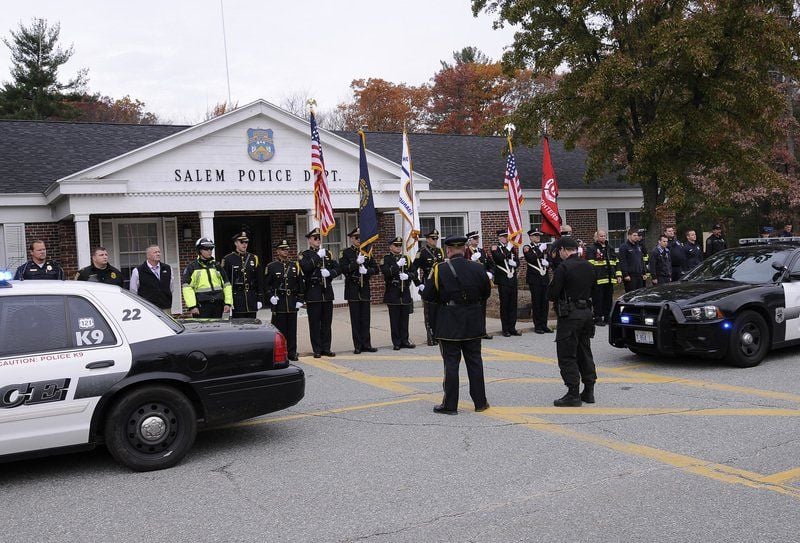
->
xmin=0 ymin=277 xmax=304 ymax=471
xmin=609 ymin=238 xmax=800 ymax=367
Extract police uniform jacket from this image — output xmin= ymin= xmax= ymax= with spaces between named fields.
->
xmin=411 ymin=244 xmax=444 ymax=285
xmin=75 ymin=264 xmax=124 ymax=286
xmin=13 ymin=260 xmax=65 ymax=280
xmin=299 ymin=248 xmax=339 ymax=302
xmin=422 ymin=255 xmax=491 ymax=340
xmin=648 ymin=246 xmax=672 ymax=281
xmin=181 ymin=257 xmax=233 ymax=309
xmin=222 ymin=251 xmax=264 ymax=310
xmin=339 ymin=245 xmax=379 ymax=301
xmin=264 ymin=259 xmax=304 ymax=313
xmin=465 ymin=245 xmax=495 ymax=275
xmin=683 ymin=242 xmax=703 ymax=271
xmin=587 ymin=242 xmax=621 ymax=285
xmin=667 ymin=238 xmax=685 ymax=274
xmin=547 ymin=254 xmax=596 ymax=318
xmin=705 ymin=234 xmax=727 ymax=257
xmin=381 ymin=253 xmax=412 ymax=305
xmin=618 ymin=240 xmax=645 ymax=277
xmin=522 ymin=243 xmax=550 ymax=285
xmin=490 ymin=243 xmax=519 ymax=286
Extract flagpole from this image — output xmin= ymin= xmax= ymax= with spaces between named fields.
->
xmin=309 ymin=98 xmax=327 ymax=289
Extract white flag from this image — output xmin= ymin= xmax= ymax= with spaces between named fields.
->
xmin=399 ymin=130 xmax=420 ymax=257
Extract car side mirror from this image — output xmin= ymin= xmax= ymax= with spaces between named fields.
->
xmin=771 ymin=261 xmax=786 ymax=272
xmin=791 ymin=271 xmax=800 ymax=280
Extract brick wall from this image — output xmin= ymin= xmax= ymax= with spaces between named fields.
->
xmin=24 ymin=221 xmax=61 ymax=270
xmin=564 ymin=209 xmax=598 ymax=244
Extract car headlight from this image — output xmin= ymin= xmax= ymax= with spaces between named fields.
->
xmin=683 ymin=305 xmax=723 ymax=320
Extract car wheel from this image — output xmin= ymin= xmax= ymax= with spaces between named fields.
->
xmin=104 ymin=385 xmax=197 ymax=472
xmin=727 ymin=310 xmax=769 ymax=368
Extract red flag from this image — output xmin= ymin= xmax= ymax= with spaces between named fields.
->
xmin=504 ymin=137 xmax=525 ymax=246
xmin=310 ymin=110 xmax=335 ymax=235
xmin=540 ymin=136 xmax=562 ymax=236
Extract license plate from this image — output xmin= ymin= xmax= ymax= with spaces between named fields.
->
xmin=635 ymin=330 xmax=654 ymax=344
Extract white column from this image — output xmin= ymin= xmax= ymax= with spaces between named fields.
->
xmin=306 ymin=209 xmax=317 ymax=234
xmin=74 ymin=214 xmax=91 ymax=269
xmin=199 ymin=211 xmax=215 ymax=257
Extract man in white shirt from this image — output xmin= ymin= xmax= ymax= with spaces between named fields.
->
xmin=129 ymin=245 xmax=174 ymax=311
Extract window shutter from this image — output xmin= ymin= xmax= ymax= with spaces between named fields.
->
xmin=161 ymin=217 xmax=181 ymax=314
xmin=3 ymin=223 xmax=26 ymax=269
xmin=99 ymin=219 xmax=115 ymax=256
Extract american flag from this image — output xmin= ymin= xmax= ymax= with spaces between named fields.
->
xmin=504 ymin=140 xmax=525 ymax=246
xmin=310 ymin=110 xmax=335 ymax=235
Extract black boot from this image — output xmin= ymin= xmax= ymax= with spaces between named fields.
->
xmin=580 ymin=382 xmax=595 ymax=404
xmin=554 ymin=385 xmax=582 ymax=407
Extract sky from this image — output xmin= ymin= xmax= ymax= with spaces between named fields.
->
xmin=0 ymin=0 xmax=518 ymax=124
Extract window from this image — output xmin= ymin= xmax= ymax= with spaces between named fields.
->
xmin=117 ymin=222 xmax=159 ymax=283
xmin=418 ymin=215 xmax=465 ymax=247
xmin=0 ymin=295 xmax=70 ymax=357
xmin=607 ymin=211 xmax=641 ymax=251
xmin=1 ymin=223 xmax=26 ymax=270
xmin=67 ymin=297 xmax=117 ymax=348
xmin=528 ymin=211 xmax=555 ymax=242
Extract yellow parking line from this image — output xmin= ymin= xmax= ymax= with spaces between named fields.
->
xmin=390 ymin=376 xmax=656 ymax=385
xmin=762 ymin=467 xmax=800 ymax=484
xmin=299 ymin=356 xmax=418 ymax=394
xmin=495 ymin=406 xmax=800 ymax=417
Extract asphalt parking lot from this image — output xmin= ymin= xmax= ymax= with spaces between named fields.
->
xmin=2 ymin=309 xmax=799 ymax=542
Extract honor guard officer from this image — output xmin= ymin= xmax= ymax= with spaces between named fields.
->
xmin=265 ymin=239 xmax=304 ymax=361
xmin=423 ymin=235 xmax=491 ymax=415
xmin=13 ymin=240 xmax=64 ymax=280
xmin=300 ymin=227 xmax=340 ymax=358
xmin=129 ymin=245 xmax=174 ymax=311
xmin=491 ymin=229 xmax=521 ymax=336
xmin=382 ymin=237 xmax=415 ymax=350
xmin=618 ymin=227 xmax=646 ymax=292
xmin=223 ymin=231 xmax=264 ymax=319
xmin=75 ymin=246 xmax=124 ymax=286
xmin=649 ymin=235 xmax=672 ymax=285
xmin=465 ymin=230 xmax=495 ymax=340
xmin=587 ymin=230 xmax=621 ymax=326
xmin=411 ymin=228 xmax=445 ymax=345
xmin=705 ymin=223 xmax=728 ymax=257
xmin=340 ymin=228 xmax=380 ymax=354
xmin=523 ymin=229 xmax=552 ymax=334
xmin=547 ymin=236 xmax=597 ymax=407
xmin=182 ymin=238 xmax=233 ymax=318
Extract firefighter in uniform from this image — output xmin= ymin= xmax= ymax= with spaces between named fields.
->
xmin=705 ymin=223 xmax=727 ymax=257
xmin=649 ymin=235 xmax=672 ymax=285
xmin=381 ymin=237 xmax=415 ymax=350
xmin=181 ymin=238 xmax=233 ymax=318
xmin=13 ymin=240 xmax=64 ymax=280
xmin=523 ymin=229 xmax=552 ymax=334
xmin=264 ymin=239 xmax=304 ymax=361
xmin=465 ymin=230 xmax=495 ymax=339
xmin=75 ymin=246 xmax=124 ymax=286
xmin=340 ymin=228 xmax=380 ymax=354
xmin=619 ymin=227 xmax=646 ymax=292
xmin=300 ymin=227 xmax=340 ymax=358
xmin=587 ymin=229 xmax=621 ymax=326
xmin=547 ymin=236 xmax=597 ymax=407
xmin=222 ymin=231 xmax=263 ymax=319
xmin=491 ymin=229 xmax=521 ymax=336
xmin=411 ymin=229 xmax=445 ymax=345
xmin=423 ymin=235 xmax=492 ymax=415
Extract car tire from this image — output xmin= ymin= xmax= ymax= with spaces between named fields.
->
xmin=727 ymin=310 xmax=769 ymax=368
xmin=104 ymin=385 xmax=197 ymax=472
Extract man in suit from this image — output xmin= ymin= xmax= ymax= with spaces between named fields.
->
xmin=129 ymin=245 xmax=174 ymax=312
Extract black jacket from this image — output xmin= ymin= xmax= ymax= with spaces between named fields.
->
xmin=14 ymin=260 xmax=64 ymax=280
xmin=410 ymin=244 xmax=444 ymax=285
xmin=705 ymin=234 xmax=727 ymax=257
xmin=618 ymin=240 xmax=645 ymax=277
xmin=683 ymin=241 xmax=704 ymax=271
xmin=648 ymin=247 xmax=672 ymax=282
xmin=299 ymin=248 xmax=339 ymax=302
xmin=264 ymin=259 xmax=304 ymax=313
xmin=491 ymin=243 xmax=519 ymax=286
xmin=381 ymin=252 xmax=413 ymax=305
xmin=75 ymin=264 xmax=124 ymax=286
xmin=547 ymin=254 xmax=596 ymax=317
xmin=422 ymin=255 xmax=491 ymax=340
xmin=522 ymin=243 xmax=550 ymax=285
xmin=339 ymin=245 xmax=379 ymax=301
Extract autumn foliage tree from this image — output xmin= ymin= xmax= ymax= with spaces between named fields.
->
xmin=339 ymin=78 xmax=430 ymax=131
xmin=63 ymin=93 xmax=159 ymax=124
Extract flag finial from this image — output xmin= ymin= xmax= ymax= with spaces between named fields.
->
xmin=504 ymin=123 xmax=516 ymax=137
xmin=307 ymin=98 xmax=317 ymax=111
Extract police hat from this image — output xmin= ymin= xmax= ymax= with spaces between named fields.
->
xmin=497 ymin=229 xmax=509 ymax=237
xmin=444 ymin=235 xmax=468 ymax=247
xmin=527 ymin=228 xmax=543 ymax=236
xmin=306 ymin=227 xmax=321 ymax=238
xmin=558 ymin=237 xmax=579 ymax=250
xmin=390 ymin=236 xmax=403 ymax=246
xmin=196 ymin=237 xmax=215 ymax=251
xmin=347 ymin=228 xmax=359 ymax=238
xmin=712 ymin=223 xmax=722 ymax=230
xmin=425 ymin=229 xmax=440 ymax=239
xmin=274 ymin=239 xmax=290 ymax=250
xmin=465 ymin=230 xmax=479 ymax=239
xmin=232 ymin=231 xmax=249 ymax=242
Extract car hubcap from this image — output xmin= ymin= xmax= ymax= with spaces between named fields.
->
xmin=739 ymin=324 xmax=760 ymax=357
xmin=140 ymin=416 xmax=167 ymax=441
xmin=126 ymin=402 xmax=178 ymax=454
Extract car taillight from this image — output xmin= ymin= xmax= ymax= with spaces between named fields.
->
xmin=273 ymin=331 xmax=288 ymax=366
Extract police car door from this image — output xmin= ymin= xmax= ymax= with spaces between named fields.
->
xmin=780 ymin=256 xmax=800 ymax=342
xmin=0 ymin=294 xmax=131 ymax=456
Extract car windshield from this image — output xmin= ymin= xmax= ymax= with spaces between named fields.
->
xmin=119 ymin=289 xmax=184 ymax=333
xmin=682 ymin=247 xmax=791 ymax=284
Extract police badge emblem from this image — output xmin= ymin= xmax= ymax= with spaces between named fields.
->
xmin=247 ymin=128 xmax=275 ymax=162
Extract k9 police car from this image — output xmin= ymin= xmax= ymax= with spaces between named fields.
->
xmin=0 ymin=278 xmax=304 ymax=471
xmin=609 ymin=239 xmax=800 ymax=367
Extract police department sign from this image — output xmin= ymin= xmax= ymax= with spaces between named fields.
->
xmin=247 ymin=128 xmax=275 ymax=162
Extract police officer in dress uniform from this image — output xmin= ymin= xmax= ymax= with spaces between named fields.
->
xmin=547 ymin=236 xmax=597 ymax=407
xmin=491 ymin=229 xmax=521 ymax=336
xmin=523 ymin=229 xmax=553 ymax=334
xmin=129 ymin=245 xmax=174 ymax=311
xmin=682 ymin=229 xmax=703 ymax=272
xmin=222 ymin=230 xmax=264 ymax=319
xmin=705 ymin=223 xmax=728 ymax=257
xmin=465 ymin=230 xmax=495 ymax=339
xmin=423 ymin=235 xmax=491 ymax=415
xmin=664 ymin=226 xmax=684 ymax=281
xmin=618 ymin=227 xmax=646 ymax=292
xmin=649 ymin=235 xmax=672 ymax=285
xmin=300 ymin=227 xmax=340 ymax=358
xmin=264 ymin=239 xmax=304 ymax=361
xmin=381 ymin=237 xmax=415 ymax=350
xmin=411 ymin=229 xmax=445 ymax=345
xmin=340 ymin=228 xmax=380 ymax=354
xmin=181 ymin=238 xmax=233 ymax=318
xmin=75 ymin=246 xmax=124 ymax=286
xmin=13 ymin=240 xmax=64 ymax=280
xmin=587 ymin=230 xmax=621 ymax=326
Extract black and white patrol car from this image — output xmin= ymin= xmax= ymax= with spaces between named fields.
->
xmin=609 ymin=238 xmax=800 ymax=367
xmin=0 ymin=278 xmax=304 ymax=471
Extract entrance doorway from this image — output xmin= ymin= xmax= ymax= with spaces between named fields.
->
xmin=213 ymin=216 xmax=272 ymax=265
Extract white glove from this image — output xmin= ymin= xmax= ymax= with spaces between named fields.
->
xmin=508 ymin=259 xmax=517 ymax=267
xmin=397 ymin=257 xmax=407 ymax=267
xmin=470 ymin=252 xmax=480 ymax=261
xmin=317 ymin=248 xmax=327 ymax=258
xmin=506 ymin=270 xmax=514 ymax=279
xmin=399 ymin=272 xmax=409 ymax=281
xmin=358 ymin=265 xmax=367 ymax=275
xmin=320 ymin=268 xmax=331 ymax=278
xmin=542 ymin=258 xmax=549 ymax=267
xmin=418 ymin=284 xmax=425 ymax=292
xmin=487 ymin=271 xmax=493 ymax=280
xmin=578 ymin=247 xmax=584 ymax=257
xmin=257 ymin=301 xmax=263 ymax=310
xmin=539 ymin=243 xmax=548 ymax=251
xmin=270 ymin=296 xmax=279 ymax=305
xmin=296 ymin=301 xmax=303 ymax=309
xmin=506 ymin=242 xmax=513 ymax=251
xmin=356 ymin=254 xmax=365 ymax=264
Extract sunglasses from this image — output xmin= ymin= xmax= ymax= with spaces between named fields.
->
xmin=237 ymin=240 xmax=249 ymax=244
xmin=311 ymin=236 xmax=320 ymax=240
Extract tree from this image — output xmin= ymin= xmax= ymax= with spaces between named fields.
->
xmin=0 ymin=18 xmax=88 ymax=119
xmin=473 ymin=1 xmax=800 ymax=237
xmin=61 ymin=93 xmax=159 ymax=124
xmin=338 ymin=78 xmax=430 ymax=131
xmin=204 ymin=100 xmax=239 ymax=120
